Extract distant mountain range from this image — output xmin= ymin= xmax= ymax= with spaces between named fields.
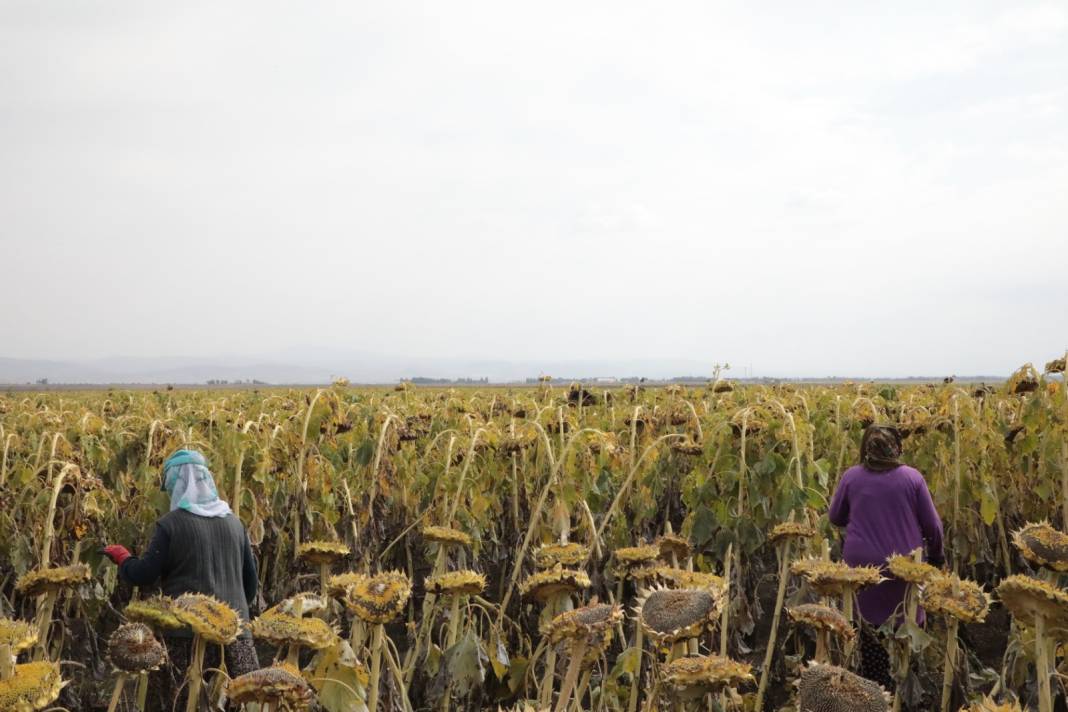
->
xmin=0 ymin=353 xmax=719 ymax=385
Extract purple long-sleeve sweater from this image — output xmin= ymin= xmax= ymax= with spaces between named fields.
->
xmin=828 ymin=464 xmax=945 ymax=626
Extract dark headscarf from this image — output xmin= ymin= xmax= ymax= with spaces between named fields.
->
xmin=859 ymin=425 xmax=902 ymax=473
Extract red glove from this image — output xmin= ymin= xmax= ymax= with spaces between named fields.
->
xmin=102 ymin=545 xmax=131 ymax=566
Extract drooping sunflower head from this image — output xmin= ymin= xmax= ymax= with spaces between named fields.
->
xmin=664 ymin=655 xmax=754 ymax=699
xmin=1012 ymin=522 xmax=1068 ymax=572
xmin=326 ymin=572 xmax=367 ymax=599
xmin=172 ymin=594 xmax=241 ymax=645
xmin=296 ymin=540 xmax=351 ymax=566
xmin=0 ymin=618 xmax=38 ymax=655
xmin=997 ymin=575 xmax=1068 ymax=628
xmin=920 ymin=575 xmax=992 ymax=624
xmin=791 ymin=559 xmax=883 ymax=596
xmin=650 ymin=567 xmax=727 ymax=602
xmin=886 ymin=553 xmax=940 ymax=585
xmin=344 ymin=571 xmax=412 ymax=624
xmin=0 ymin=661 xmax=65 ymax=712
xmin=533 ymin=542 xmax=589 ymax=569
xmin=124 ymin=597 xmax=185 ymax=632
xmin=519 ymin=567 xmax=591 ymax=603
xmin=261 ymin=592 xmax=328 ymax=619
xmin=769 ymin=522 xmax=817 ymax=546
xmin=425 ymin=570 xmax=486 ymax=597
xmin=544 ymin=603 xmax=623 ymax=644
xmin=227 ymin=663 xmax=316 ymax=710
xmin=636 ymin=587 xmax=720 ymax=644
xmin=797 ymin=661 xmax=890 ymax=712
xmin=613 ymin=544 xmax=661 ymax=572
xmin=422 ymin=526 xmax=473 ymax=549
xmin=670 ymin=439 xmax=704 ymax=456
xmin=107 ymin=623 xmax=167 ymax=673
xmin=787 ymin=604 xmax=855 ymax=640
xmin=15 ymin=564 xmax=91 ymax=597
xmin=961 ymin=696 xmax=1025 ymax=712
xmin=656 ymin=534 xmax=692 ymax=563
xmin=250 ymin=613 xmax=337 ymax=650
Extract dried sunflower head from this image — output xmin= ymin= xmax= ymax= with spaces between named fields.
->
xmin=656 ymin=534 xmax=692 ymax=562
xmin=636 ymin=587 xmax=720 ymax=644
xmin=1045 ymin=357 xmax=1066 ymax=374
xmin=921 ymin=575 xmax=991 ymax=624
xmin=997 ymin=575 xmax=1068 ymax=628
xmin=520 ymin=567 xmax=591 ymax=603
xmin=1012 ymin=522 xmax=1068 ymax=572
xmin=0 ymin=618 xmax=37 ymax=655
xmin=227 ymin=663 xmax=316 ymax=709
xmin=961 ymin=697 xmax=1025 ymax=712
xmin=649 ymin=567 xmax=727 ymax=600
xmin=425 ymin=570 xmax=486 ymax=597
xmin=613 ymin=544 xmax=661 ymax=571
xmin=0 ymin=661 xmax=65 ymax=712
xmin=172 ymin=594 xmax=240 ymax=645
xmin=326 ymin=572 xmax=367 ymax=599
xmin=664 ymin=655 xmax=753 ymax=699
xmin=534 ymin=542 xmax=589 ymax=569
xmin=791 ymin=559 xmax=883 ymax=596
xmin=15 ymin=564 xmax=91 ymax=597
xmin=422 ymin=526 xmax=473 ymax=548
xmin=769 ymin=522 xmax=817 ymax=545
xmin=671 ymin=439 xmax=704 ymax=456
xmin=296 ymin=540 xmax=350 ymax=566
xmin=107 ymin=623 xmax=167 ymax=673
xmin=261 ymin=592 xmax=327 ymax=619
xmin=797 ymin=661 xmax=890 ymax=712
xmin=124 ymin=597 xmax=185 ymax=631
xmin=787 ymin=604 xmax=855 ymax=639
xmin=250 ymin=613 xmax=336 ymax=650
xmin=544 ymin=603 xmax=622 ymax=644
xmin=344 ymin=571 xmax=412 ymax=624
xmin=886 ymin=553 xmax=940 ymax=585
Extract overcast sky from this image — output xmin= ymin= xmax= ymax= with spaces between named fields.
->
xmin=2 ymin=1 xmax=1066 ymax=377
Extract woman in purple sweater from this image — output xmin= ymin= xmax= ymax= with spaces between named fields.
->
xmin=828 ymin=425 xmax=945 ymax=689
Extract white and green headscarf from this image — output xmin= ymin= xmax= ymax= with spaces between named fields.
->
xmin=162 ymin=450 xmax=233 ymax=518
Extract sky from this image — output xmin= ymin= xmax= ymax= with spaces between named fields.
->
xmin=1 ymin=1 xmax=1066 ymax=377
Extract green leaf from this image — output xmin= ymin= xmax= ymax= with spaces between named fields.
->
xmin=444 ymin=630 xmax=488 ymax=698
xmin=308 ymin=641 xmax=369 ymax=712
xmin=980 ymin=485 xmax=998 ymax=526
xmin=691 ymin=505 xmax=716 ymax=547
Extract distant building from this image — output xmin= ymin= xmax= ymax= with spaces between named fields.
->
xmin=591 ymin=377 xmax=618 ymax=384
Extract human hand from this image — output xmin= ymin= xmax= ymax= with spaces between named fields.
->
xmin=101 ymin=545 xmax=131 ymax=566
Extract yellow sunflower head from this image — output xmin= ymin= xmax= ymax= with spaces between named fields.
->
xmin=612 ymin=545 xmax=661 ymax=571
xmin=786 ymin=604 xmax=855 ymax=639
xmin=261 ymin=592 xmax=328 ymax=619
xmin=0 ymin=661 xmax=65 ymax=712
xmin=422 ymin=526 xmax=473 ymax=549
xmin=1012 ymin=522 xmax=1068 ymax=572
xmin=326 ymin=572 xmax=367 ymax=599
xmin=0 ymin=618 xmax=37 ymax=656
xmin=886 ymin=553 xmax=940 ymax=585
xmin=519 ymin=567 xmax=591 ymax=603
xmin=107 ymin=623 xmax=167 ymax=674
xmin=650 ymin=567 xmax=727 ymax=602
xmin=921 ymin=575 xmax=992 ymax=624
xmin=250 ymin=613 xmax=336 ymax=650
xmin=533 ymin=542 xmax=589 ymax=569
xmin=425 ymin=570 xmax=486 ymax=597
xmin=791 ymin=559 xmax=883 ymax=596
xmin=997 ymin=575 xmax=1068 ymax=628
xmin=15 ymin=564 xmax=91 ymax=597
xmin=636 ymin=587 xmax=720 ymax=645
xmin=769 ymin=522 xmax=817 ymax=545
xmin=296 ymin=540 xmax=351 ymax=566
xmin=961 ymin=696 xmax=1025 ymax=712
xmin=172 ymin=594 xmax=241 ymax=645
xmin=544 ymin=603 xmax=623 ymax=644
xmin=227 ymin=663 xmax=316 ymax=710
xmin=664 ymin=655 xmax=753 ymax=699
xmin=124 ymin=597 xmax=185 ymax=632
xmin=344 ymin=571 xmax=412 ymax=624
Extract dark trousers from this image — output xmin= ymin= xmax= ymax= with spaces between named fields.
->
xmin=147 ymin=636 xmax=259 ymax=711
xmin=858 ymin=626 xmax=895 ymax=692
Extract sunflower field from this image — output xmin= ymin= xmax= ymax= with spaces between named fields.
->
xmin=0 ymin=357 xmax=1066 ymax=711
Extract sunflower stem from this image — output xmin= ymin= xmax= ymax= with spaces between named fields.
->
xmin=553 ymin=638 xmax=588 ymax=712
xmin=939 ymin=617 xmax=959 ymax=712
xmin=107 ymin=673 xmax=126 ymax=712
xmin=0 ymin=644 xmax=13 ymax=681
xmin=1036 ymin=613 xmax=1052 ymax=712
xmin=33 ymin=589 xmax=58 ymax=661
xmin=185 ymin=635 xmax=206 ymax=712
xmin=754 ymin=538 xmax=792 ymax=711
xmin=367 ymin=623 xmax=384 ymax=711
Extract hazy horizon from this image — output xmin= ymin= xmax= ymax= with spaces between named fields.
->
xmin=3 ymin=2 xmax=1066 ymax=377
